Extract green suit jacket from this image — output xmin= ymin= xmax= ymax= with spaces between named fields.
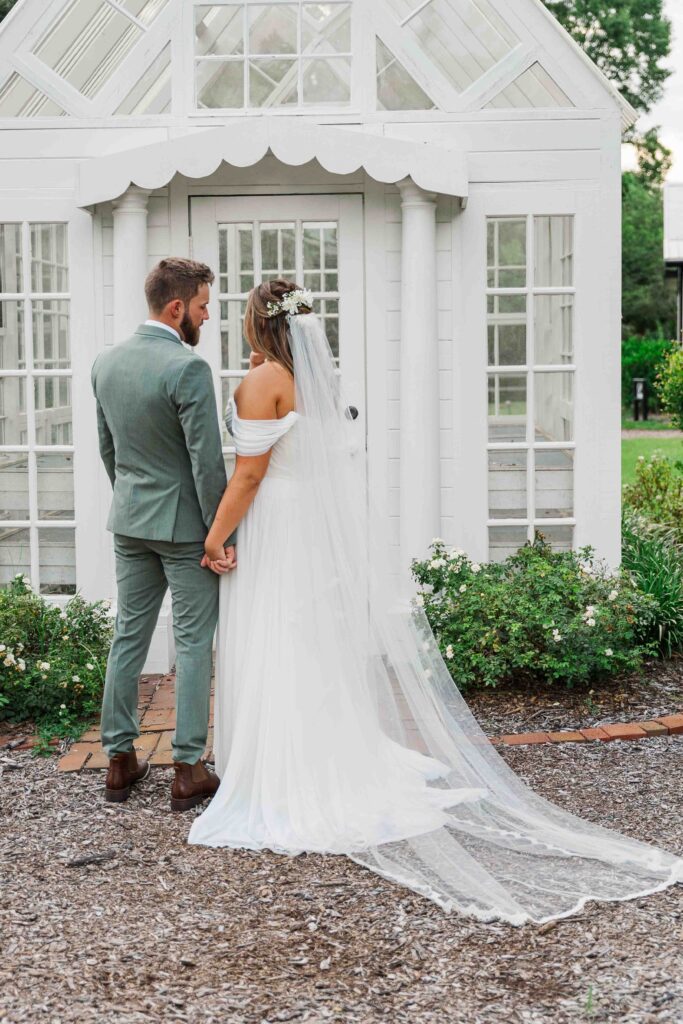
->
xmin=91 ymin=323 xmax=236 ymax=546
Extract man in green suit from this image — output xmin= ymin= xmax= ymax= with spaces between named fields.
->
xmin=91 ymin=257 xmax=235 ymax=811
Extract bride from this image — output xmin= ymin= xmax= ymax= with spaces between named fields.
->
xmin=189 ymin=279 xmax=683 ymax=925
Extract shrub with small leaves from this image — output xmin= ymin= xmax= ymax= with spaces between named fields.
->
xmin=0 ymin=574 xmax=113 ymax=743
xmin=411 ymin=532 xmax=658 ymax=690
xmin=655 ymin=346 xmax=683 ymax=430
xmin=622 ymin=451 xmax=683 ymax=543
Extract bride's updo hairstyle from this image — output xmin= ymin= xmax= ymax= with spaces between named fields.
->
xmin=244 ymin=279 xmax=312 ymax=375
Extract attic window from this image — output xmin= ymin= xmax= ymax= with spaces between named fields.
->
xmin=485 ymin=62 xmax=574 ymax=108
xmin=194 ymin=2 xmax=352 ymax=109
xmin=32 ymin=0 xmax=169 ymax=100
xmin=384 ymin=0 xmax=518 ymax=93
xmin=376 ymin=37 xmax=435 ymax=110
xmin=0 ymin=74 xmax=67 ymax=117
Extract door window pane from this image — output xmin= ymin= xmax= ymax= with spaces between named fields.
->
xmin=534 ymin=294 xmax=573 ymax=365
xmin=39 ymin=528 xmax=76 ymax=595
xmin=488 ymin=449 xmax=527 ymax=519
xmin=32 ymin=300 xmax=70 ymax=369
xmin=534 ymin=523 xmax=573 ymax=551
xmin=487 ymin=319 xmax=525 ymax=366
xmin=535 ymin=448 xmax=574 ymax=519
xmin=260 ymin=224 xmax=296 ymax=278
xmin=488 ymin=373 xmax=526 ymax=442
xmin=37 ymin=452 xmax=75 ymax=521
xmin=0 ymin=528 xmax=30 ymax=586
xmin=534 ymin=372 xmax=573 ymax=442
xmin=535 ymin=215 xmax=573 ymax=287
xmin=34 ymin=377 xmax=71 ymax=446
xmin=221 ymin=377 xmax=243 ymax=446
xmin=488 ymin=525 xmax=528 ymax=563
xmin=0 ymin=301 xmax=25 ymax=370
xmin=0 ymin=453 xmax=29 ymax=521
xmin=487 ymin=218 xmax=526 ymax=288
xmin=220 ymin=299 xmax=249 ymax=371
xmin=0 ymin=377 xmax=26 ymax=445
xmin=0 ymin=224 xmax=23 ymax=292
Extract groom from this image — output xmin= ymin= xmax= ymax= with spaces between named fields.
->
xmin=91 ymin=257 xmax=235 ymax=811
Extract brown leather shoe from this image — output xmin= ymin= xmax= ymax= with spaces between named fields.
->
xmin=171 ymin=760 xmax=219 ymax=812
xmin=104 ymin=749 xmax=150 ymax=803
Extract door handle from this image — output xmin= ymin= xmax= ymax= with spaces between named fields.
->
xmin=345 ymin=405 xmax=359 ymax=420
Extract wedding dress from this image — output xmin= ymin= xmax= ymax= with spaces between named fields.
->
xmin=188 ymin=312 xmax=683 ymax=925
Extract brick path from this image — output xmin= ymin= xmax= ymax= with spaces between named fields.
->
xmin=3 ymin=673 xmax=681 ymax=771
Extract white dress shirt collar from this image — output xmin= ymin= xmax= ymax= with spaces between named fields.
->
xmin=144 ymin=319 xmax=182 ymax=343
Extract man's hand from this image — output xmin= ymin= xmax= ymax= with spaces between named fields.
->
xmin=249 ymin=351 xmax=266 ymax=370
xmin=201 ymin=544 xmax=237 ymax=576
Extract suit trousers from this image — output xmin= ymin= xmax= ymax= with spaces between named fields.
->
xmin=101 ymin=534 xmax=219 ymax=764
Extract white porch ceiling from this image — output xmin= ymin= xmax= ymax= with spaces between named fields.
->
xmin=77 ymin=117 xmax=468 ymax=206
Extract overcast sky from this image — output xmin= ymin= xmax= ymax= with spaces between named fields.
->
xmin=621 ymin=0 xmax=683 ymax=179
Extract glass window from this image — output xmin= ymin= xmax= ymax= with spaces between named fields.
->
xmin=0 ymin=453 xmax=29 ymax=521
xmin=0 ymin=73 xmax=67 ymax=118
xmin=487 ymin=373 xmax=526 ymax=442
xmin=31 ymin=224 xmax=68 ymax=293
xmin=33 ymin=0 xmax=143 ymax=100
xmin=534 ymin=294 xmax=573 ymax=365
xmin=0 ymin=528 xmax=31 ymax=587
xmin=535 ymin=215 xmax=573 ymax=287
xmin=487 ymin=218 xmax=526 ymax=288
xmin=118 ymin=0 xmax=169 ymax=26
xmin=376 ymin=38 xmax=435 ymax=111
xmin=195 ymin=1 xmax=352 ymax=109
xmin=38 ymin=527 xmax=76 ymax=595
xmin=535 ymin=449 xmax=574 ymax=519
xmin=0 ymin=301 xmax=25 ymax=371
xmin=115 ymin=44 xmax=172 ymax=114
xmin=485 ymin=62 xmax=574 ymax=109
xmin=488 ymin=525 xmax=528 ymax=563
xmin=488 ymin=449 xmax=527 ymax=520
xmin=37 ymin=453 xmax=75 ymax=521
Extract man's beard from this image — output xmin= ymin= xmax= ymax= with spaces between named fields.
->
xmin=181 ymin=311 xmax=200 ymax=347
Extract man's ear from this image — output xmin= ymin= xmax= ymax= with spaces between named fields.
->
xmin=167 ymin=299 xmax=184 ymax=321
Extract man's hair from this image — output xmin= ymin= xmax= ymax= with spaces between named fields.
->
xmin=144 ymin=257 xmax=215 ymax=313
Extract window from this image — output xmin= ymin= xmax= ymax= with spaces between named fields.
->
xmin=194 ymin=1 xmax=352 ymax=109
xmin=376 ymin=37 xmax=435 ymax=110
xmin=486 ymin=215 xmax=575 ymax=561
xmin=0 ymin=223 xmax=75 ymax=595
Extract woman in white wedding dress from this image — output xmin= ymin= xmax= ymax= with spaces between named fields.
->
xmin=189 ymin=279 xmax=683 ymax=925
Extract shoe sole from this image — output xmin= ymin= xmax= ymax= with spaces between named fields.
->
xmin=170 ymin=792 xmax=212 ymax=813
xmin=104 ymin=759 xmax=151 ymax=803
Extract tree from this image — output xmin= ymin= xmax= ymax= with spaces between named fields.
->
xmin=0 ymin=0 xmax=17 ymax=22
xmin=543 ymin=0 xmax=672 ymax=122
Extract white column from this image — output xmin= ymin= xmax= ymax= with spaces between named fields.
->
xmin=112 ymin=185 xmax=152 ymax=340
xmin=398 ymin=178 xmax=440 ymax=590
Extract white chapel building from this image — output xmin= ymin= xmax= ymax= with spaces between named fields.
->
xmin=0 ymin=0 xmax=633 ymax=668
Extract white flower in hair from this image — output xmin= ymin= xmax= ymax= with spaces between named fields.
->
xmin=265 ymin=288 xmax=314 ymax=318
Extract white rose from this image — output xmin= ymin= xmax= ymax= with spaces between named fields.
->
xmin=459 ymin=584 xmax=467 ymax=593
xmin=553 ymin=633 xmax=562 ymax=642
xmin=0 ymin=645 xmax=5 ymax=653
xmin=4 ymin=654 xmax=15 ymax=666
xmin=604 ymin=648 xmax=613 ymax=657
xmin=72 ymin=675 xmax=80 ymax=683
xmin=86 ymin=662 xmax=94 ymax=671
xmin=17 ymin=659 xmax=25 ymax=671
xmin=415 ymin=594 xmax=425 ymax=607
xmin=59 ymin=704 xmax=67 ymax=710
xmin=586 ymin=618 xmax=595 ymax=627
xmin=59 ymin=611 xmax=67 ymax=620
xmin=431 ymin=537 xmax=444 ymax=546
xmin=445 ymin=645 xmax=454 ymax=660
xmin=608 ymin=590 xmax=618 ymax=601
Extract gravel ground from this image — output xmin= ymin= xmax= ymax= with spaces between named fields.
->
xmin=2 ymin=736 xmax=682 ymax=1024
xmin=465 ymin=656 xmax=683 ymax=738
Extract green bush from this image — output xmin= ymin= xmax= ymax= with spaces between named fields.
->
xmin=411 ymin=532 xmax=658 ymax=690
xmin=622 ymin=451 xmax=683 ymax=542
xmin=0 ymin=575 xmax=112 ymax=744
xmin=622 ymin=336 xmax=677 ymax=413
xmin=655 ymin=346 xmax=683 ymax=430
xmin=621 ymin=509 xmax=683 ymax=657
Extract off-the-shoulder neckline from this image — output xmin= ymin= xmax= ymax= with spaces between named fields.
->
xmin=227 ymin=395 xmax=299 ymax=424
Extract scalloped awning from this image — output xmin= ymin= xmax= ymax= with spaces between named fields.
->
xmin=77 ymin=118 xmax=468 ymax=207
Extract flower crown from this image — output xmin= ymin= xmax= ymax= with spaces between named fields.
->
xmin=265 ymin=288 xmax=314 ymax=318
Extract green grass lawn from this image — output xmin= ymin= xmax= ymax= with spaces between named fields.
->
xmin=622 ymin=436 xmax=683 ymax=487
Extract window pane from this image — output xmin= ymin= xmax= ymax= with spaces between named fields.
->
xmin=0 ymin=301 xmax=25 ymax=371
xmin=535 ymin=448 xmax=573 ymax=519
xmin=221 ymin=376 xmax=244 ymax=446
xmin=488 ymin=525 xmax=528 ymax=563
xmin=195 ymin=5 xmax=244 ymax=56
xmin=0 ymin=528 xmax=30 ymax=586
xmin=33 ymin=0 xmax=142 ymax=99
xmin=0 ymin=73 xmax=66 ymax=117
xmin=0 ymin=377 xmax=26 ymax=445
xmin=302 ymin=56 xmax=350 ymax=103
xmin=487 ymin=372 xmax=526 ymax=442
xmin=249 ymin=58 xmax=297 ymax=106
xmin=30 ymin=224 xmax=68 ymax=292
xmin=0 ymin=453 xmax=29 ymax=521
xmin=39 ymin=527 xmax=76 ymax=595
xmin=318 ymin=298 xmax=339 ymax=362
xmin=487 ymin=218 xmax=526 ymax=287
xmin=37 ymin=452 xmax=74 ymax=521
xmin=533 ymin=523 xmax=573 ymax=552
xmin=118 ymin=0 xmax=169 ymax=26
xmin=32 ymin=300 xmax=70 ymax=369
xmin=220 ymin=299 xmax=249 ymax=372
xmin=196 ymin=59 xmax=244 ymax=108
xmin=534 ymin=294 xmax=573 ymax=365
xmin=534 ymin=371 xmax=573 ymax=442
xmin=248 ymin=5 xmax=298 ymax=54
xmin=219 ymin=223 xmax=253 ymax=293
xmin=487 ymin=293 xmax=525 ymax=315
xmin=0 ymin=224 xmax=23 ymax=293
xmin=535 ymin=215 xmax=573 ymax=287
xmin=34 ymin=376 xmax=71 ymax=446
xmin=115 ymin=44 xmax=171 ymax=114
xmin=487 ymin=319 xmax=525 ymax=366
xmin=376 ymin=37 xmax=435 ymax=110
xmin=260 ymin=224 xmax=296 ymax=278
xmin=387 ymin=0 xmax=518 ymax=94
xmin=488 ymin=449 xmax=527 ymax=519
xmin=302 ymin=4 xmax=351 ymax=53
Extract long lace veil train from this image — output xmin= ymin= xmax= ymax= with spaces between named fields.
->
xmin=286 ymin=310 xmax=683 ymax=926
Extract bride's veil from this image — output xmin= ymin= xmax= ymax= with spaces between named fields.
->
xmin=287 ymin=310 xmax=682 ymax=925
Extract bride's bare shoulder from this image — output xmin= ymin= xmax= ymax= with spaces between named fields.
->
xmin=235 ymin=361 xmax=294 ymax=418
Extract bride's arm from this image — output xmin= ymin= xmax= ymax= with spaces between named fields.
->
xmin=203 ymin=364 xmax=282 ymax=563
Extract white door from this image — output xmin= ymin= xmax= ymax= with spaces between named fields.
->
xmin=190 ymin=194 xmax=365 ymax=474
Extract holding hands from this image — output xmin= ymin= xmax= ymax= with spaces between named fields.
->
xmin=201 ymin=543 xmax=237 ymax=575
